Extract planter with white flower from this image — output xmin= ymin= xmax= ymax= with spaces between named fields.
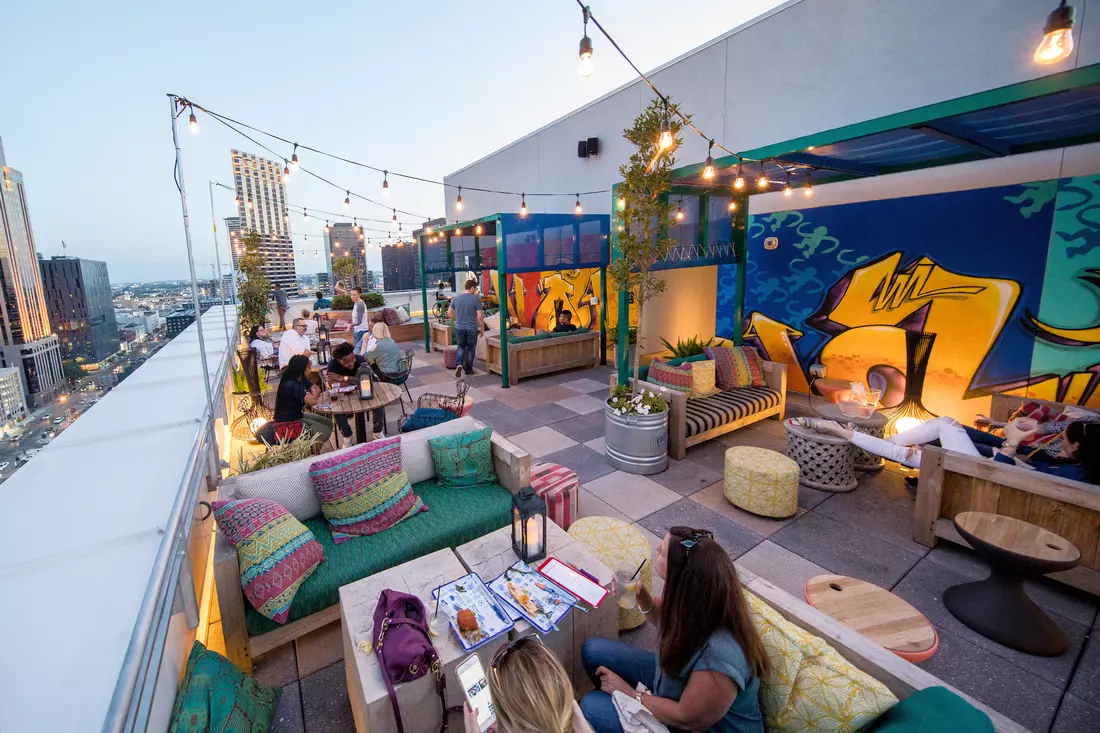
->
xmin=604 ymin=384 xmax=669 ymax=475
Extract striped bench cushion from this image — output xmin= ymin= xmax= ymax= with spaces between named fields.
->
xmin=685 ymin=387 xmax=781 ymax=437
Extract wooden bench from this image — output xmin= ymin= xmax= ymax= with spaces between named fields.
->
xmin=430 ymin=321 xmax=453 ymax=351
xmin=486 ymin=330 xmax=601 ymax=386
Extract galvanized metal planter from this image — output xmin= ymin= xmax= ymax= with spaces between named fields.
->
xmin=604 ymin=400 xmax=669 ymax=475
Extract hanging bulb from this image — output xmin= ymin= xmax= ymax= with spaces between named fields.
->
xmin=616 ymin=196 xmax=626 ymax=210
xmin=784 ymin=180 xmax=793 ymax=197
xmin=728 ymin=200 xmax=737 ymax=212
xmin=520 ymin=193 xmax=528 ymax=217
xmin=353 ymin=217 xmax=358 ymax=231
xmin=283 ymin=161 xmax=290 ymax=182
xmin=392 ymin=209 xmax=398 ymax=228
xmin=290 ymin=143 xmax=299 ymax=171
xmin=324 ymin=221 xmax=330 ymax=234
xmin=1035 ymin=1 xmax=1075 ymax=64
xmin=703 ymin=141 xmax=716 ymax=179
xmin=804 ymin=170 xmax=814 ymax=197
xmin=303 ymin=208 xmax=308 ymax=219
xmin=757 ymin=162 xmax=769 ymax=189
xmin=734 ymin=159 xmax=746 ymax=190
xmin=455 ymin=228 xmax=462 ymax=236
xmin=675 ymin=199 xmax=684 ymax=221
xmin=658 ymin=113 xmax=673 ymax=150
xmin=575 ymin=195 xmax=583 ymax=215
xmin=247 ymin=198 xmax=254 ymax=210
xmin=456 ymin=186 xmax=464 ymax=210
xmin=188 ymin=108 xmax=198 ymax=133
xmin=234 ymin=195 xmax=240 ymax=207
xmin=475 ymin=224 xmax=483 ymax=235
xmin=399 ymin=222 xmax=403 ymax=232
xmin=425 ymin=224 xmax=433 ymax=235
xmin=360 ymin=233 xmax=364 ymax=241
xmin=284 ymin=209 xmax=289 ymax=221
xmin=344 ymin=190 xmax=351 ymax=207
xmin=382 ymin=170 xmax=390 ymax=196
xmin=578 ymin=7 xmax=594 ymax=78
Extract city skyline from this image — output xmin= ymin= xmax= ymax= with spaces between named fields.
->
xmin=0 ymin=0 xmax=782 ymax=282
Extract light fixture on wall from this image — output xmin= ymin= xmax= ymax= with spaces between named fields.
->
xmin=1035 ymin=1 xmax=1075 ymax=64
xmin=578 ymin=6 xmax=595 ymax=77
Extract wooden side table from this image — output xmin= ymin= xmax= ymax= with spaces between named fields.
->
xmin=805 ymin=574 xmax=938 ymax=662
xmin=813 ymin=403 xmax=887 ymax=471
xmin=944 ymin=512 xmax=1081 ymax=656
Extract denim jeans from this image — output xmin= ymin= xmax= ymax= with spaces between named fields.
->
xmin=353 ymin=329 xmax=368 ymax=353
xmin=455 ymin=328 xmax=478 ymax=374
xmin=335 ymin=410 xmax=385 ymax=439
xmin=579 ymin=638 xmax=687 ymax=733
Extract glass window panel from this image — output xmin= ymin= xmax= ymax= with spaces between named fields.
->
xmin=543 ymin=225 xmax=575 ymax=268
xmin=505 ymin=229 xmax=539 ymax=270
xmin=578 ymin=220 xmax=605 ymax=266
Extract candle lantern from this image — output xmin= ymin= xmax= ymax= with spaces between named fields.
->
xmin=511 ymin=487 xmax=547 ymax=562
xmin=317 ymin=325 xmax=330 ymax=365
xmin=357 ymin=362 xmax=374 ymax=401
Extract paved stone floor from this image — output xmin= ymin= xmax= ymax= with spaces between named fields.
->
xmin=261 ymin=344 xmax=1099 ymax=733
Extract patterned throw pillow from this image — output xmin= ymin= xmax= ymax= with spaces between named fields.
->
xmin=704 ymin=345 xmax=738 ymax=389
xmin=746 ymin=592 xmax=898 ymax=733
xmin=732 ymin=346 xmax=766 ymax=387
xmin=704 ymin=346 xmax=766 ymax=389
xmin=427 ymin=427 xmax=498 ymax=488
xmin=309 ymin=437 xmax=427 ymax=543
xmin=382 ymin=307 xmax=401 ymax=326
xmin=646 ymin=359 xmax=693 ymax=394
xmin=688 ymin=360 xmax=720 ymax=399
xmin=212 ymin=498 xmax=325 ymax=624
xmin=170 ymin=641 xmax=277 ymax=733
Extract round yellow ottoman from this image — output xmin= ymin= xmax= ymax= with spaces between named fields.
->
xmin=567 ymin=516 xmax=652 ymax=630
xmin=724 ymin=446 xmax=799 ymax=518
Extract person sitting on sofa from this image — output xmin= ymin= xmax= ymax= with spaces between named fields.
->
xmin=249 ymin=324 xmax=275 ymax=360
xmin=278 ymin=318 xmax=315 ymax=368
xmin=272 ymin=355 xmax=332 ymax=447
xmin=552 ymin=311 xmax=579 ymax=333
xmin=798 ymin=415 xmax=1100 ymax=485
xmin=325 ymin=342 xmax=384 ymax=443
xmin=581 ymin=526 xmax=769 ymax=733
xmin=313 ymin=291 xmax=331 ymax=310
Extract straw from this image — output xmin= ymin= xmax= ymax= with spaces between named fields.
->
xmin=629 ymin=559 xmax=647 ymax=581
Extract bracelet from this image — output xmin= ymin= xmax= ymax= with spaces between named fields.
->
xmin=638 ymin=599 xmax=653 ymax=615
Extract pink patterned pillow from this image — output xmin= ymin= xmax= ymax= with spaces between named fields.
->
xmin=705 ymin=346 xmax=766 ymax=389
xmin=646 ymin=359 xmax=694 ymax=394
xmin=382 ymin=307 xmax=401 ymax=327
xmin=309 ymin=436 xmax=426 ymax=542
xmin=212 ymin=498 xmax=325 ymax=624
xmin=704 ymin=346 xmax=738 ymax=389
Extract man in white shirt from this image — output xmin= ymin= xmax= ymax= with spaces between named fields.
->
xmin=278 ymin=318 xmax=314 ymax=368
xmin=351 ymin=287 xmax=369 ymax=352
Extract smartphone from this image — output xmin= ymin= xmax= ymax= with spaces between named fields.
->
xmin=456 ymin=654 xmax=496 ymax=732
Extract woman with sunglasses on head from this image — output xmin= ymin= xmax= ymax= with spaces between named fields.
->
xmin=464 ymin=634 xmax=593 ymax=733
xmin=580 ymin=527 xmax=770 ymax=733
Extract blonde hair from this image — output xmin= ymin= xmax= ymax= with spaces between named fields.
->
xmin=489 ymin=641 xmax=576 ymax=733
xmin=371 ymin=321 xmax=391 ymax=340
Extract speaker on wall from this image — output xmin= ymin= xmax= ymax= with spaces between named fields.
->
xmin=577 ymin=141 xmax=589 ymax=158
xmin=587 ymin=137 xmax=600 ymax=156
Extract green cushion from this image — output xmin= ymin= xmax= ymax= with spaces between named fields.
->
xmin=170 ymin=641 xmax=277 ymax=733
xmin=856 ymin=687 xmax=993 ymax=733
xmin=510 ymin=327 xmax=591 ymax=344
xmin=428 ymin=428 xmax=496 ymax=488
xmin=245 ymin=481 xmax=513 ymax=636
xmin=637 ymin=352 xmax=708 ymax=382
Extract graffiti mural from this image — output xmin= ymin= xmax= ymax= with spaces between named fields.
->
xmin=716 ymin=175 xmax=1100 ymax=421
xmin=480 ymin=268 xmax=627 ymax=331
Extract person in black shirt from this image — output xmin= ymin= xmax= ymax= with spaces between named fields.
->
xmin=552 ymin=311 xmax=579 ymax=333
xmin=326 ymin=341 xmax=385 ymax=443
xmin=270 ymin=355 xmax=332 ymax=447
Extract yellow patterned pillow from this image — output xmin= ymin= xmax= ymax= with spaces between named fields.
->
xmin=746 ymin=592 xmax=898 ymax=733
xmin=688 ymin=360 xmax=720 ymax=399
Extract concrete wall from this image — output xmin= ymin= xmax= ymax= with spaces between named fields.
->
xmin=445 ymin=0 xmax=1100 ymax=220
xmin=638 ymin=266 xmax=719 ymax=354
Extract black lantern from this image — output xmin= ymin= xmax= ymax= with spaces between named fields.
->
xmin=511 ymin=488 xmax=547 ymax=562
xmin=357 ymin=361 xmax=374 ymax=401
xmin=317 ymin=324 xmax=330 ymax=365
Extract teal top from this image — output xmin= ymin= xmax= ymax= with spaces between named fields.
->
xmin=653 ymin=630 xmax=763 ymax=733
xmin=368 ymin=337 xmax=404 ymax=374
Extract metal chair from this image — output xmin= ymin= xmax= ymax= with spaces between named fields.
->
xmin=398 ymin=379 xmax=470 ymax=433
xmin=231 ymin=347 xmax=274 ymax=441
xmin=373 ymin=349 xmax=414 ymax=404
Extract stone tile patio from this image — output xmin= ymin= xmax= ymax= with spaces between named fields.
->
xmin=265 ymin=345 xmax=1098 ymax=733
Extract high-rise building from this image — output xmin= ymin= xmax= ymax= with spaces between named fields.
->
xmin=229 ymin=151 xmax=297 ymax=294
xmin=317 ymin=271 xmax=330 ymax=290
xmin=221 ymin=273 xmax=236 ymax=303
xmin=166 ymin=310 xmax=196 ymax=338
xmin=0 ymin=137 xmax=63 ymax=406
xmin=39 ymin=255 xmax=119 ymax=364
xmin=326 ymin=222 xmax=367 ymax=287
xmin=380 ymin=242 xmax=421 ymax=292
xmin=0 ymin=366 xmax=27 ymax=429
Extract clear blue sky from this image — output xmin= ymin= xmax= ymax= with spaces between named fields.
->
xmin=1 ymin=0 xmax=783 ymax=282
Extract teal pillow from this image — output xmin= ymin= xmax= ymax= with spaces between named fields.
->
xmin=169 ymin=642 xmax=278 ymax=733
xmin=856 ymin=687 xmax=993 ymax=733
xmin=428 ymin=427 xmax=497 ymax=488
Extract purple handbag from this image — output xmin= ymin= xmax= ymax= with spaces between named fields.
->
xmin=373 ymin=589 xmax=460 ymax=733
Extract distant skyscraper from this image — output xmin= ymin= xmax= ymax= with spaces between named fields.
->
xmin=316 ymin=272 xmax=330 ymax=290
xmin=326 ymin=222 xmax=366 ymax=287
xmin=39 ymin=255 xmax=119 ymax=363
xmin=380 ymin=243 xmax=421 ymax=292
xmin=221 ymin=273 xmax=236 ymax=303
xmin=229 ymin=151 xmax=297 ymax=294
xmin=0 ymin=137 xmax=63 ymax=406
xmin=0 ymin=366 xmax=28 ymax=428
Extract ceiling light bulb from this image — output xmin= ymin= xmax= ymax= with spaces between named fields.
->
xmin=1035 ymin=1 xmax=1075 ymax=64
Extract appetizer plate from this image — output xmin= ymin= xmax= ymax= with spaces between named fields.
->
xmin=488 ymin=561 xmax=574 ymax=634
xmin=432 ymin=572 xmax=514 ymax=652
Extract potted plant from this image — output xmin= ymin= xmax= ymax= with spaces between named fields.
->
xmin=236 ymin=231 xmax=271 ymax=341
xmin=362 ymin=292 xmax=386 ymax=309
xmin=660 ymin=335 xmax=714 ymax=359
xmin=603 ymin=98 xmax=686 ymax=474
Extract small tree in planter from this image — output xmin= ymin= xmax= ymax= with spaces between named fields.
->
xmin=332 ymin=256 xmax=358 ymax=291
xmin=362 ymin=292 xmax=386 ymax=309
xmin=236 ymin=231 xmax=270 ymax=338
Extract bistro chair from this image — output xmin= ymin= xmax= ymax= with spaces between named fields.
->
xmin=399 ymin=379 xmax=470 ymax=433
xmin=373 ymin=349 xmax=414 ymax=405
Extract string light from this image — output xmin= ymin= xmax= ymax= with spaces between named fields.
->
xmin=783 ymin=172 xmax=793 ymax=197
xmin=658 ymin=103 xmax=673 ymax=150
xmin=733 ymin=159 xmax=745 ymax=190
xmin=233 ymin=195 xmax=240 ymax=207
xmin=1035 ymin=1 xmax=1075 ymax=64
xmin=290 ymin=143 xmax=299 ymax=171
xmin=425 ymin=224 xmax=433 ymax=234
xmin=283 ymin=161 xmax=291 ymax=183
xmin=804 ymin=170 xmax=814 ymax=197
xmin=344 ymin=190 xmax=351 ymax=208
xmin=617 ymin=196 xmax=625 ymax=210
xmin=247 ymin=198 xmax=254 ymax=210
xmin=456 ymin=186 xmax=464 ymax=210
xmin=675 ymin=198 xmax=684 ymax=221
xmin=303 ymin=208 xmax=308 ymax=219
xmin=475 ymin=224 xmax=483 ymax=235
xmin=520 ymin=193 xmax=528 ymax=217
xmin=391 ymin=209 xmax=398 ymax=228
xmin=382 ymin=170 xmax=390 ymax=196
xmin=575 ymin=195 xmax=583 ymax=215
xmin=728 ymin=200 xmax=737 ymax=211
xmin=578 ymin=6 xmax=594 ymax=77
xmin=284 ymin=209 xmax=289 ymax=221
xmin=324 ymin=221 xmax=330 ymax=234
xmin=353 ymin=217 xmax=359 ymax=232
xmin=703 ymin=141 xmax=716 ymax=179
xmin=455 ymin=228 xmax=462 ymax=236
xmin=188 ymin=108 xmax=198 ymax=133
xmin=757 ymin=162 xmax=769 ymax=190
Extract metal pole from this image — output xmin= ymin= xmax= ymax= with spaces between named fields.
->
xmin=208 ymin=181 xmax=231 ymax=347
xmin=169 ymin=95 xmax=220 ymax=485
xmin=419 ymin=235 xmax=430 ymax=353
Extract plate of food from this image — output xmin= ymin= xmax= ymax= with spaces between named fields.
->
xmin=432 ymin=573 xmax=514 ymax=651
xmin=488 ymin=561 xmax=575 ymax=633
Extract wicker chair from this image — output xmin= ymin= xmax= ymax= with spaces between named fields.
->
xmin=232 ymin=347 xmax=274 ymax=441
xmin=373 ymin=349 xmax=414 ymax=404
xmin=398 ymin=379 xmax=470 ymax=433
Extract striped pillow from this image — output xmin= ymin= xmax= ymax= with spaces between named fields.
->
xmin=704 ymin=346 xmax=766 ymax=389
xmin=646 ymin=359 xmax=694 ymax=394
xmin=309 ymin=436 xmax=427 ymax=543
xmin=212 ymin=498 xmax=325 ymax=624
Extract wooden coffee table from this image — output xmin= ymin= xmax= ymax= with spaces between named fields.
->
xmin=944 ymin=512 xmax=1081 ymax=656
xmin=805 ymin=575 xmax=937 ymax=662
xmin=313 ymin=381 xmax=402 ymax=442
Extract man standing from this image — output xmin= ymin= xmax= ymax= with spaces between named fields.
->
xmin=278 ymin=318 xmax=314 ymax=368
xmin=447 ymin=278 xmax=484 ymax=377
xmin=350 ymin=287 xmax=369 ymax=352
xmin=271 ymin=282 xmax=290 ymax=330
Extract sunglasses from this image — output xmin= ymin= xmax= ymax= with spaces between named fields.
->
xmin=670 ymin=526 xmax=713 ymax=553
xmin=490 ymin=633 xmax=543 ymax=670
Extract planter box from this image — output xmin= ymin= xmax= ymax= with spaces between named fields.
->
xmin=486 ymin=330 xmax=600 ymax=386
xmin=430 ymin=321 xmax=454 ymax=351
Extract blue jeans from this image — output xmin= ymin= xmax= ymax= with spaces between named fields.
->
xmin=580 ymin=639 xmax=686 ymax=733
xmin=455 ymin=328 xmax=478 ymax=374
xmin=353 ymin=329 xmax=368 ymax=352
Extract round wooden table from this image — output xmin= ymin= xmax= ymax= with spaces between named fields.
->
xmin=944 ymin=512 xmax=1081 ymax=656
xmin=805 ymin=574 xmax=938 ymax=662
xmin=312 ymin=382 xmax=402 ymax=443
xmin=813 ymin=403 xmax=887 ymax=471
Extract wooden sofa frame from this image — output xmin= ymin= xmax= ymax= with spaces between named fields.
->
xmin=486 ymin=329 xmax=601 ymax=386
xmin=213 ymin=431 xmax=532 ymax=672
xmin=913 ymin=394 xmax=1100 ymax=596
xmin=430 ymin=321 xmax=453 ymax=352
xmin=614 ymin=360 xmax=787 ymax=460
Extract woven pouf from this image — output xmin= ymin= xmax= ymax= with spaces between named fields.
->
xmin=442 ymin=345 xmax=458 ymax=370
xmin=530 ymin=461 xmax=580 ymax=529
xmin=723 ymin=446 xmax=799 ymax=518
xmin=568 ymin=516 xmax=652 ymax=630
xmin=784 ymin=418 xmax=858 ymax=492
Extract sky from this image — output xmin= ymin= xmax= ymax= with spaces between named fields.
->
xmin=1 ymin=0 xmax=786 ymax=283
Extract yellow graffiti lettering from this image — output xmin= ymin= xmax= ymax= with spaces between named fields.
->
xmin=743 ymin=312 xmax=811 ymax=393
xmin=1029 ymin=316 xmax=1100 ymax=345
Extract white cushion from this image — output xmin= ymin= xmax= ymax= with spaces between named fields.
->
xmin=484 ymin=313 xmax=500 ymax=331
xmin=395 ymin=306 xmax=412 ymax=324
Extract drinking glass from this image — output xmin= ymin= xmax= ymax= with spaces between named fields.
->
xmin=614 ymin=562 xmax=640 ymax=610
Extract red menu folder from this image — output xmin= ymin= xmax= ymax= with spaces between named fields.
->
xmin=537 ymin=557 xmax=609 ymax=608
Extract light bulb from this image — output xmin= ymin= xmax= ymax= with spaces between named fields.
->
xmin=392 ymin=210 xmax=398 ymax=227
xmin=247 ymin=198 xmax=254 ymax=210
xmin=455 ymin=228 xmax=461 ymax=236
xmin=784 ymin=184 xmax=792 ymax=197
xmin=575 ymin=196 xmax=583 ymax=215
xmin=734 ymin=162 xmax=745 ymax=189
xmin=426 ymin=224 xmax=433 ymax=234
xmin=283 ymin=162 xmax=290 ymax=180
xmin=456 ymin=187 xmax=464 ymax=210
xmin=728 ymin=200 xmax=737 ymax=212
xmin=578 ymin=35 xmax=594 ymax=77
xmin=475 ymin=224 xmax=482 ymax=235
xmin=658 ymin=121 xmax=673 ymax=150
xmin=303 ymin=208 xmax=308 ymax=219
xmin=804 ymin=170 xmax=814 ymax=197
xmin=1035 ymin=2 xmax=1075 ymax=64
xmin=616 ymin=196 xmax=625 ymax=210
xmin=324 ymin=221 xmax=330 ymax=234
xmin=290 ymin=144 xmax=299 ymax=171
xmin=703 ymin=142 xmax=715 ymax=179
xmin=675 ymin=201 xmax=684 ymax=221
xmin=188 ymin=110 xmax=198 ymax=133
xmin=344 ymin=190 xmax=350 ymax=207
xmin=520 ymin=194 xmax=528 ymax=217
xmin=757 ymin=167 xmax=768 ymax=189
xmin=382 ymin=171 xmax=390 ymax=196
xmin=233 ymin=195 xmax=240 ymax=206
